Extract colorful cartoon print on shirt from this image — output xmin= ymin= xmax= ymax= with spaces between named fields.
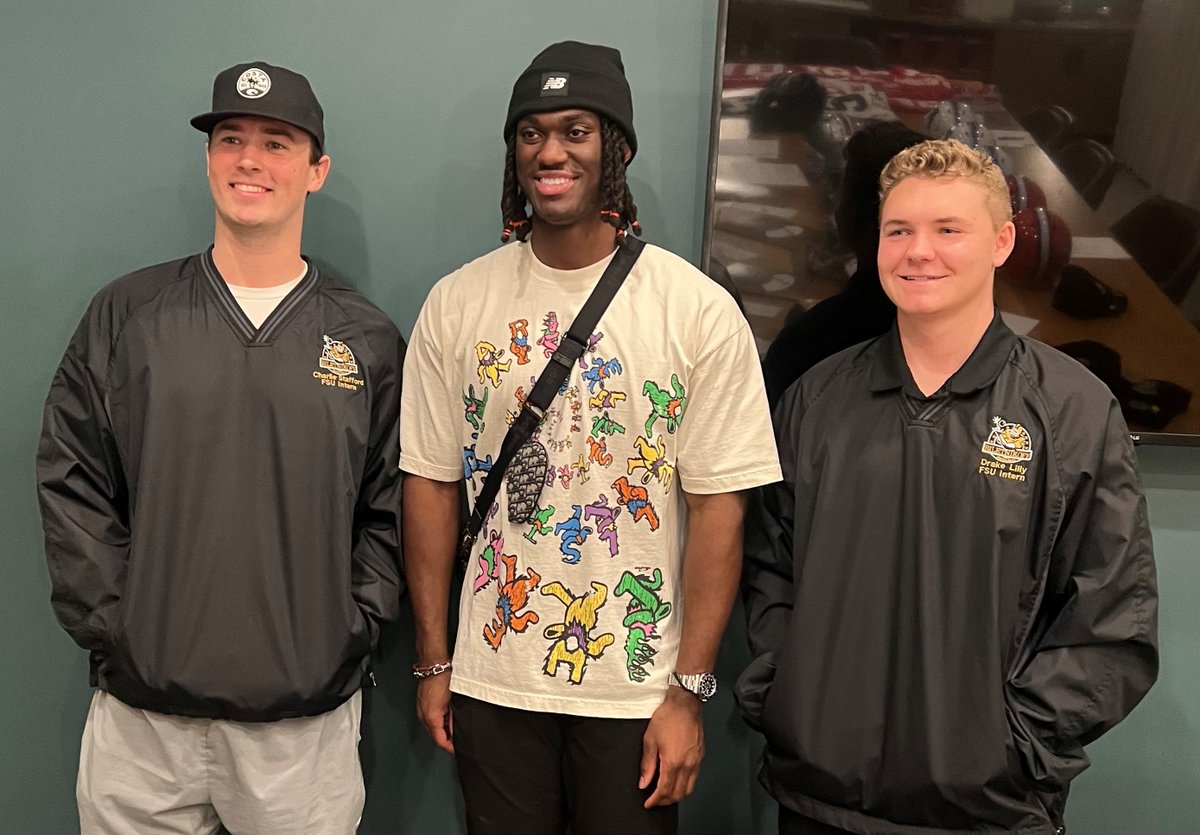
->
xmin=475 ymin=341 xmax=512 ymax=388
xmin=627 ymin=435 xmax=674 ymax=493
xmin=582 ymin=356 xmax=622 ymax=394
xmin=509 ymin=319 xmax=531 ymax=365
xmin=589 ymin=389 xmax=627 ymax=411
xmin=642 ymin=374 xmax=687 ymax=436
xmin=540 ymin=580 xmax=615 ymax=685
xmin=583 ymin=493 xmax=621 ymax=558
xmin=612 ymin=476 xmax=660 ymax=531
xmin=524 ymin=504 xmax=556 ymax=544
xmin=506 ymin=378 xmax=531 ymax=426
xmin=555 ymin=463 xmax=573 ymax=489
xmin=586 ymin=435 xmax=613 ymax=467
xmin=463 ymin=443 xmax=494 ymax=480
xmin=483 ymin=552 xmax=541 ymax=651
xmin=570 ymin=399 xmax=583 ymax=434
xmin=615 ymin=568 xmax=673 ymax=683
xmin=571 ymin=453 xmax=591 ymax=485
xmin=471 ymin=502 xmax=503 ymax=594
xmin=554 ymin=504 xmax=593 ymax=564
xmin=576 ymin=331 xmax=604 ymax=369
xmin=462 ymin=385 xmax=489 ymax=433
xmin=538 ymin=311 xmax=561 ymax=357
xmin=472 ymin=528 xmax=506 ymax=594
xmin=591 ymin=411 xmax=626 ymax=438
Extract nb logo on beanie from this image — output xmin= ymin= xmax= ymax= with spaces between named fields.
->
xmin=541 ymin=74 xmax=569 ymax=96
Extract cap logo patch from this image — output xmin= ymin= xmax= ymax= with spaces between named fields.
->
xmin=541 ymin=73 xmax=569 ymax=96
xmin=236 ymin=68 xmax=271 ymax=99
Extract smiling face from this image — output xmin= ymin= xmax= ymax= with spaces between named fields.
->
xmin=513 ymin=109 xmax=605 ymax=232
xmin=206 ymin=115 xmax=329 ymax=239
xmin=877 ymin=175 xmax=1015 ymax=324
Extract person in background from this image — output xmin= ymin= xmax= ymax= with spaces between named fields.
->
xmin=762 ymin=121 xmax=927 ymax=408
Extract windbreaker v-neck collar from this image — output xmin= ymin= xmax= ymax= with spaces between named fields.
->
xmin=868 ymin=311 xmax=1017 ymax=397
xmin=199 ymin=247 xmax=320 ymax=345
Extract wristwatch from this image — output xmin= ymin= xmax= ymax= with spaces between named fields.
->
xmin=669 ymin=672 xmax=718 ymax=703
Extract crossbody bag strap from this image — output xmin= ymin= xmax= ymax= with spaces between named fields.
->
xmin=457 ymin=236 xmax=646 ymax=563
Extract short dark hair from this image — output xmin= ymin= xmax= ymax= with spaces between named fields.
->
xmin=842 ymin=122 xmax=928 ymax=235
xmin=500 ymin=116 xmax=640 ymax=243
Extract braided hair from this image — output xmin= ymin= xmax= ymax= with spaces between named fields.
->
xmin=500 ymin=117 xmax=641 ymax=243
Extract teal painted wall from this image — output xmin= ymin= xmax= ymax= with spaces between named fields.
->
xmin=2 ymin=3 xmax=1196 ymax=833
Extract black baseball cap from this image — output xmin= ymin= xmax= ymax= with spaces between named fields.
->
xmin=505 ymin=41 xmax=637 ymax=160
xmin=190 ymin=62 xmax=325 ymax=153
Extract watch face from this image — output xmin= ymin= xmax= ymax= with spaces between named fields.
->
xmin=698 ymin=673 xmax=718 ymax=701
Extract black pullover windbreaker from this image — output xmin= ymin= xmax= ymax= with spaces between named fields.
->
xmin=739 ymin=316 xmax=1157 ymax=833
xmin=38 ymin=251 xmax=404 ymax=722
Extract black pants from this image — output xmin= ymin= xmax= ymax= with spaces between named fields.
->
xmin=778 ymin=805 xmax=853 ymax=835
xmin=451 ymin=694 xmax=678 ymax=835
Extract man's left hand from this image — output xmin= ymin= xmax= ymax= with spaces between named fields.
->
xmin=640 ymin=686 xmax=705 ymax=808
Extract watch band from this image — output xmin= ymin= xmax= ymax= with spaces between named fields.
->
xmin=669 ymin=671 xmax=717 ymax=702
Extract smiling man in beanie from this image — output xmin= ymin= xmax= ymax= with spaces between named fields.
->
xmin=37 ymin=62 xmax=404 ymax=833
xmin=401 ymin=41 xmax=779 ymax=834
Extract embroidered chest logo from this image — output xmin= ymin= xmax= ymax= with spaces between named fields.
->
xmin=979 ymin=415 xmax=1032 ymax=482
xmin=314 ymin=335 xmax=364 ymax=392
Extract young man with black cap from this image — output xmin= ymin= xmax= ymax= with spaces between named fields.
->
xmin=37 ymin=62 xmax=404 ymax=833
xmin=402 ymin=41 xmax=779 ymax=834
xmin=740 ymin=140 xmax=1157 ymax=834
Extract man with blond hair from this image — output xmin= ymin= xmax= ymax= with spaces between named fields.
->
xmin=739 ymin=139 xmax=1158 ymax=834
